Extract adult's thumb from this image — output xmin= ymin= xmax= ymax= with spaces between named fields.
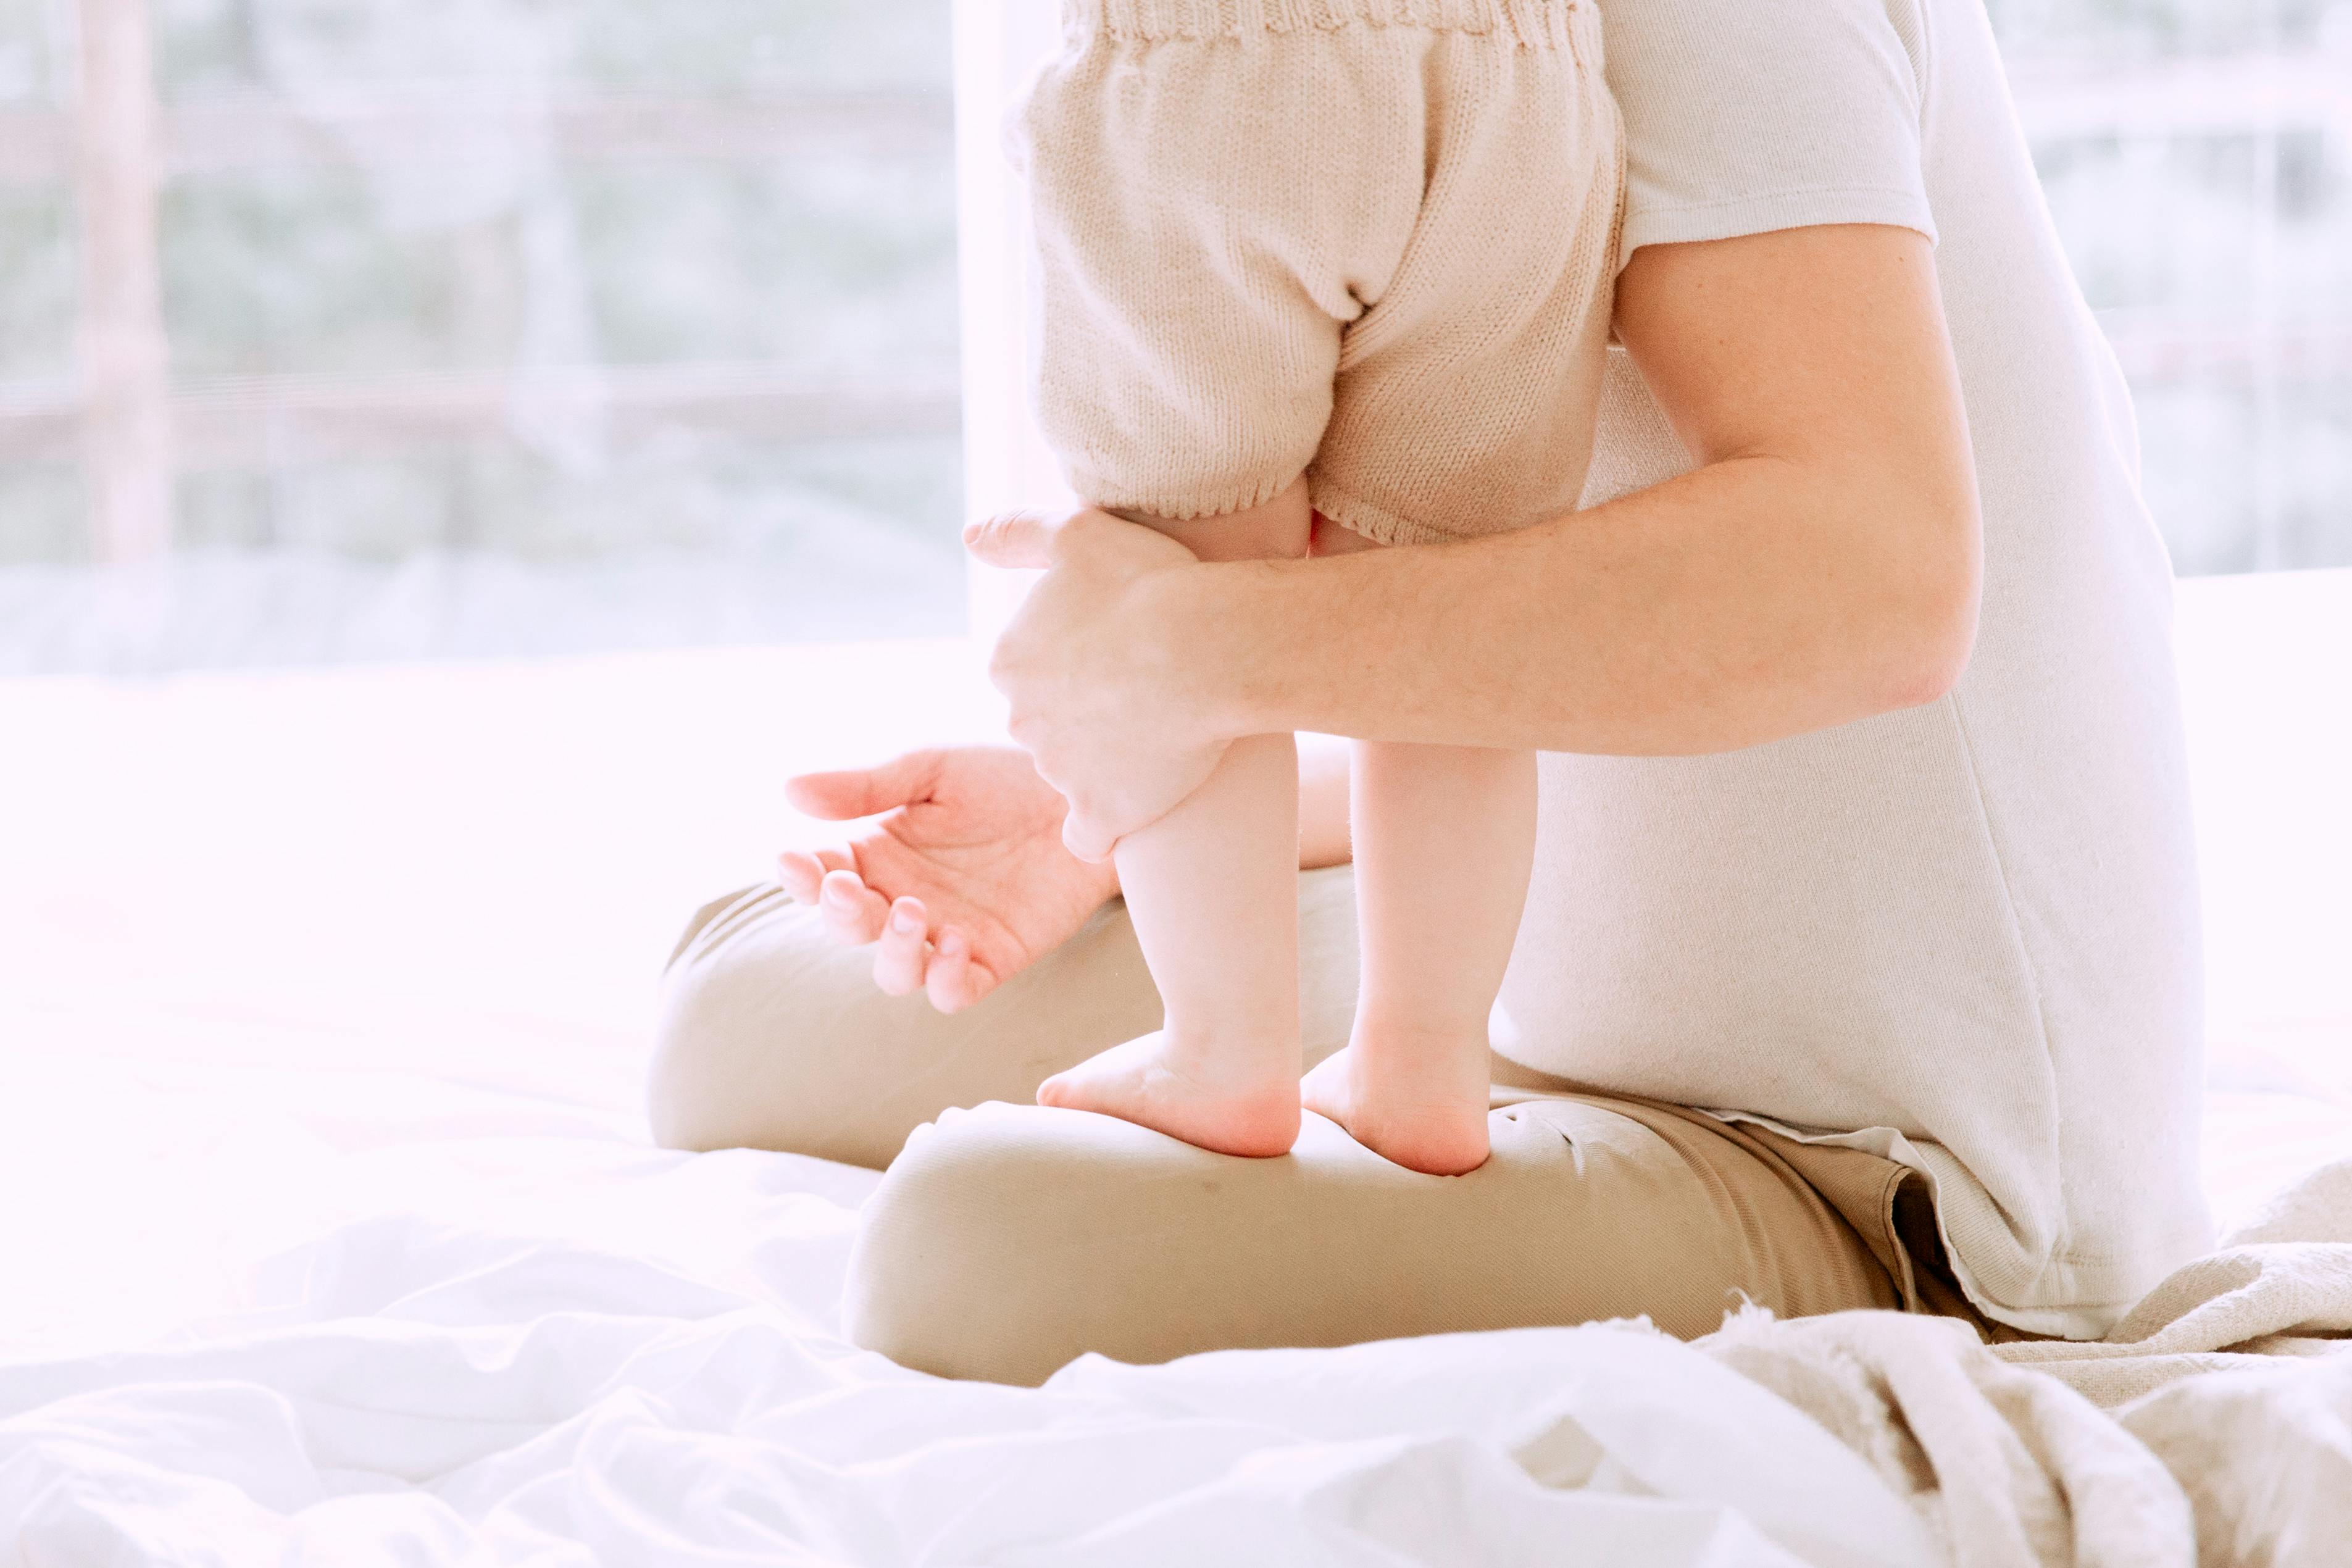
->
xmin=786 ymin=749 xmax=942 ymax=820
xmin=964 ymin=509 xmax=1061 ymax=570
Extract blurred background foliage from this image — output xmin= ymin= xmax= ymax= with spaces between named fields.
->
xmin=0 ymin=0 xmax=2345 ymax=669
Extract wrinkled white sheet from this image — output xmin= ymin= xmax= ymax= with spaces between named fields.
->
xmin=0 ymin=1220 xmax=1941 ymax=1566
xmin=0 ymin=1009 xmax=1953 ymax=1566
xmin=1 ymin=572 xmax=2347 ymax=1564
xmin=1 ymin=1087 xmax=2342 ymax=1568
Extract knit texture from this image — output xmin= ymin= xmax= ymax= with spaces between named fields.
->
xmin=1068 ymin=0 xmax=1586 ymax=46
xmin=1017 ymin=1 xmax=1621 ymax=542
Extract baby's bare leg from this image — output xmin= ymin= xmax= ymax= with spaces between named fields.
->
xmin=1299 ymin=740 xmax=1535 ymax=1174
xmin=1298 ymin=519 xmax=1535 ymax=1174
xmin=1035 ymin=480 xmax=1313 ymax=1157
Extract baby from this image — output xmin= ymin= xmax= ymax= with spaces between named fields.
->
xmin=1007 ymin=0 xmax=1622 ymax=1174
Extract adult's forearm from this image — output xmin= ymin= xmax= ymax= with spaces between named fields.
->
xmin=1175 ymin=226 xmax=1983 ymax=759
xmin=1190 ymin=452 xmax=1979 ymax=757
xmin=970 ymin=228 xmax=1979 ymax=851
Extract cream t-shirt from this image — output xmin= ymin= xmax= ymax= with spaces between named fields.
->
xmin=1497 ymin=0 xmax=2211 ymax=1337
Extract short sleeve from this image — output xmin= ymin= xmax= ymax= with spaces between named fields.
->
xmin=1597 ymin=0 xmax=1937 ymax=269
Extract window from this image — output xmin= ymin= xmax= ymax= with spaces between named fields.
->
xmin=1994 ymin=0 xmax=2352 ymax=572
xmin=0 ymin=0 xmax=962 ymax=670
xmin=1 ymin=1 xmax=2342 ymax=673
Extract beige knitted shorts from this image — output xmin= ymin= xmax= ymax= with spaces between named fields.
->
xmin=1014 ymin=0 xmax=1624 ymax=546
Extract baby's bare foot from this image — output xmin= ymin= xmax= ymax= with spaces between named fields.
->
xmin=1299 ymin=1041 xmax=1491 ymax=1175
xmin=1037 ymin=1030 xmax=1302 ymax=1157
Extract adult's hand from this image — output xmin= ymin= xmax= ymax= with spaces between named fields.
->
xmin=964 ymin=508 xmax=1232 ymax=861
xmin=778 ymin=745 xmax=1119 ymax=1013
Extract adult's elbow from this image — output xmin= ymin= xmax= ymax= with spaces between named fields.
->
xmin=1868 ymin=492 xmax=1983 ymax=712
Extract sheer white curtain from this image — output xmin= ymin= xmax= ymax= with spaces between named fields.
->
xmin=951 ymin=0 xmax=1064 ymax=644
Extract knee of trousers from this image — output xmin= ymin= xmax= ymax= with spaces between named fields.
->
xmin=644 ymin=884 xmax=896 ymax=1162
xmin=841 ymin=1103 xmax=1106 ymax=1387
xmin=648 ymin=865 xmax=1366 ymax=1161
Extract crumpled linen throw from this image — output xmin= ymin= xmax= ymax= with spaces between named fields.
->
xmin=1693 ymin=1157 xmax=2352 ymax=1568
xmin=2000 ymin=1155 xmax=2352 ymax=1407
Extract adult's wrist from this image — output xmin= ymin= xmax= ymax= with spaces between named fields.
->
xmin=1161 ymin=556 xmax=1289 ymax=745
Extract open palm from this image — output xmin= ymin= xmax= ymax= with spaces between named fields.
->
xmin=778 ymin=745 xmax=1120 ymax=1013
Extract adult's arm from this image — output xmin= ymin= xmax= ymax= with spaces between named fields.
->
xmin=972 ymin=223 xmax=1983 ymax=859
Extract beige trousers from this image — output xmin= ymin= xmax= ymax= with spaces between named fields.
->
xmin=649 ymin=869 xmax=1969 ymax=1387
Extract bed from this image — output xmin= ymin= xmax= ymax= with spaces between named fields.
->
xmin=2 ymin=570 xmax=2346 ymax=1565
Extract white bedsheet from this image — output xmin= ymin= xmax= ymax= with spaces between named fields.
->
xmin=2 ymin=570 xmax=2347 ymax=1564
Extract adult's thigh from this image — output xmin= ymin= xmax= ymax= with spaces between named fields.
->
xmin=645 ymin=867 xmax=1362 ymax=1167
xmin=845 ymin=1092 xmax=1901 ymax=1385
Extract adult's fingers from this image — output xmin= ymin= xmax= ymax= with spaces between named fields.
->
xmin=924 ymin=927 xmax=999 ymax=1015
xmin=777 ymin=849 xmax=825 ymax=903
xmin=818 ymin=869 xmax=889 ymax=944
xmin=780 ymin=846 xmax=856 ymax=904
xmin=786 ymin=749 xmax=943 ymax=822
xmin=962 ymin=508 xmax=1065 ymax=570
xmin=872 ymin=896 xmax=929 ymax=996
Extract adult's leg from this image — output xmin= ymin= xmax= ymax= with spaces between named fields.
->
xmin=845 ymin=1090 xmax=1906 ymax=1387
xmin=644 ymin=866 xmax=1362 ymax=1169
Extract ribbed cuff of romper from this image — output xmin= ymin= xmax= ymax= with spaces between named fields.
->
xmin=1308 ymin=474 xmax=1488 ymax=548
xmin=1061 ymin=464 xmax=1307 ymax=525
xmin=1065 ymin=0 xmax=1589 ymax=46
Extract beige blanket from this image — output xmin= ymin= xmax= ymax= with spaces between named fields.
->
xmin=1696 ymin=1157 xmax=2352 ymax=1567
